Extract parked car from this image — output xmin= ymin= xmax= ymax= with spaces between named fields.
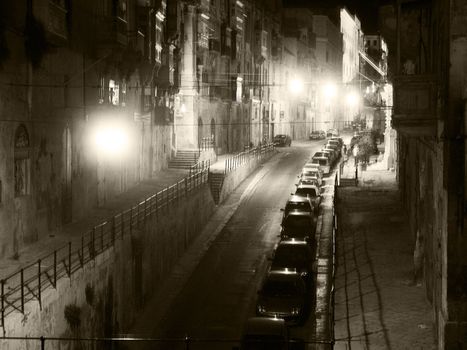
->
xmin=319 ymin=148 xmax=337 ymax=164
xmin=280 ymin=211 xmax=316 ymax=245
xmin=294 ymin=184 xmax=322 ymax=213
xmin=239 ymin=317 xmax=289 ymax=350
xmin=329 ymin=137 xmax=344 ymax=147
xmin=326 ymin=129 xmax=339 ymax=137
xmin=238 ymin=318 xmax=305 ymax=350
xmin=297 ymin=175 xmax=320 ymax=188
xmin=280 ymin=195 xmax=314 ymax=223
xmin=310 ymin=157 xmax=331 ymax=174
xmin=325 ymin=143 xmax=341 ymax=158
xmin=256 ymin=270 xmax=309 ymax=324
xmin=270 ymin=241 xmax=315 ymax=289
xmin=299 ymin=169 xmax=322 ymax=187
xmin=309 ymin=130 xmax=326 ymax=140
xmin=327 ymin=139 xmax=342 ymax=149
xmin=273 ymin=134 xmax=292 ymax=147
xmin=302 ymin=163 xmax=324 ymax=179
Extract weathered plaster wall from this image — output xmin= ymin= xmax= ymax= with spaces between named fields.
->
xmin=0 ymin=31 xmax=174 ymax=260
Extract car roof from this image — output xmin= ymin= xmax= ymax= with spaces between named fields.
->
xmin=284 ymin=211 xmax=311 ymax=217
xmin=287 ymin=195 xmax=311 ymax=203
xmin=313 ymin=156 xmax=329 ymax=160
xmin=244 ymin=317 xmax=286 ymax=337
xmin=266 ymin=269 xmax=301 ymax=280
xmin=276 ymin=240 xmax=309 ymax=247
xmin=296 ymin=183 xmax=319 ymax=190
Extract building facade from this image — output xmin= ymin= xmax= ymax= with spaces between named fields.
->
xmin=312 ymin=14 xmax=342 ymax=132
xmin=340 ymin=7 xmax=363 ymax=127
xmin=0 ymin=0 xmax=178 ymax=258
xmin=387 ymin=0 xmax=467 ymax=348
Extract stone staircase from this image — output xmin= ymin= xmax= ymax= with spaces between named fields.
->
xmin=168 ymin=149 xmax=199 ymax=169
xmin=209 ymin=172 xmax=225 ymax=204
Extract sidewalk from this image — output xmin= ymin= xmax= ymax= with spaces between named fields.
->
xmin=333 ymin=169 xmax=436 ymax=349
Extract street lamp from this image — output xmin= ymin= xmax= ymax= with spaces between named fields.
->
xmin=322 ymin=82 xmax=337 ymax=99
xmin=353 ymin=145 xmax=359 ymax=182
xmin=288 ymin=78 xmax=304 ymax=95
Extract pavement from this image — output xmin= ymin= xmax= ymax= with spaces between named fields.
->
xmin=332 ymin=155 xmax=436 ymax=349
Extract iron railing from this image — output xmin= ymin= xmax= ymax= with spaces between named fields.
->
xmin=0 ymin=170 xmax=209 ymax=333
xmin=0 ymin=335 xmax=336 ymax=349
xmin=224 ymin=143 xmax=274 ymax=174
xmin=189 ymin=159 xmax=211 ymax=176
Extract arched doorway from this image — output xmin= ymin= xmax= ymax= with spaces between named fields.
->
xmin=14 ymin=124 xmax=30 ymax=197
xmin=198 ymin=117 xmax=203 ymax=149
xmin=210 ymin=118 xmax=215 ymax=149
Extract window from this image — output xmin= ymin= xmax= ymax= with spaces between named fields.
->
xmin=14 ymin=125 xmax=30 ymax=197
xmin=109 ymin=79 xmax=119 ymax=105
xmin=120 ymin=79 xmax=127 ymax=107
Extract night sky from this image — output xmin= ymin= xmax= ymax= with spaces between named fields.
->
xmin=282 ymin=0 xmax=384 ymax=33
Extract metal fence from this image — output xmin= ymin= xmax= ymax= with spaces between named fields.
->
xmin=189 ymin=159 xmax=211 ymax=176
xmin=0 ymin=335 xmax=335 ymax=350
xmin=330 ymin=172 xmax=339 ymax=349
xmin=0 ymin=169 xmax=209 ymax=334
xmin=224 ymin=143 xmax=275 ymax=174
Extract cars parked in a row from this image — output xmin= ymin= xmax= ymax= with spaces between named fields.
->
xmin=240 ymin=140 xmax=338 ymax=349
xmin=307 ymin=137 xmax=344 ymax=175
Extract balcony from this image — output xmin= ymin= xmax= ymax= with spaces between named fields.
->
xmin=96 ymin=16 xmax=128 ymax=49
xmin=392 ymin=74 xmax=437 ymax=136
xmin=209 ymin=38 xmax=221 ymax=53
xmin=136 ymin=30 xmax=145 ymax=57
xmin=34 ymin=1 xmax=68 ymax=45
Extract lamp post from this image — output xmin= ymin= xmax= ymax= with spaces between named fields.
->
xmin=353 ymin=145 xmax=359 ymax=184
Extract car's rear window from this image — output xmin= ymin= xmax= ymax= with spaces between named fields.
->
xmin=263 ymin=280 xmax=300 ymax=296
xmin=283 ymin=216 xmax=311 ymax=229
xmin=296 ymin=188 xmax=318 ymax=197
xmin=286 ymin=202 xmax=311 ymax=212
xmin=319 ymin=159 xmax=328 ymax=166
xmin=273 ymin=247 xmax=310 ymax=266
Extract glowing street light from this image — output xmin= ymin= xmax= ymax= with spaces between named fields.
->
xmin=91 ymin=122 xmax=130 ymax=157
xmin=322 ymin=82 xmax=337 ymax=99
xmin=288 ymin=78 xmax=304 ymax=94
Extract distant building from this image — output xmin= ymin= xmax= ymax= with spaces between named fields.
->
xmin=312 ymin=15 xmax=343 ymax=131
xmin=340 ymin=8 xmax=364 ymax=126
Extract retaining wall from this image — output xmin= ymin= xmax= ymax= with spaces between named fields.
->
xmin=1 ymin=184 xmax=215 ymax=349
xmin=217 ymin=151 xmax=276 ymax=205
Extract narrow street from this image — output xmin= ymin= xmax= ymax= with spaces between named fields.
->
xmin=130 ymin=140 xmax=330 ymax=349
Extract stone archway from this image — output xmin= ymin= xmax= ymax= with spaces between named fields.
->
xmin=198 ymin=117 xmax=203 ymax=149
xmin=210 ymin=118 xmax=216 ymax=148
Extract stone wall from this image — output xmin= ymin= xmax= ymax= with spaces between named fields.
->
xmin=217 ymin=149 xmax=276 ymax=204
xmin=0 ymin=184 xmax=215 ymax=349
